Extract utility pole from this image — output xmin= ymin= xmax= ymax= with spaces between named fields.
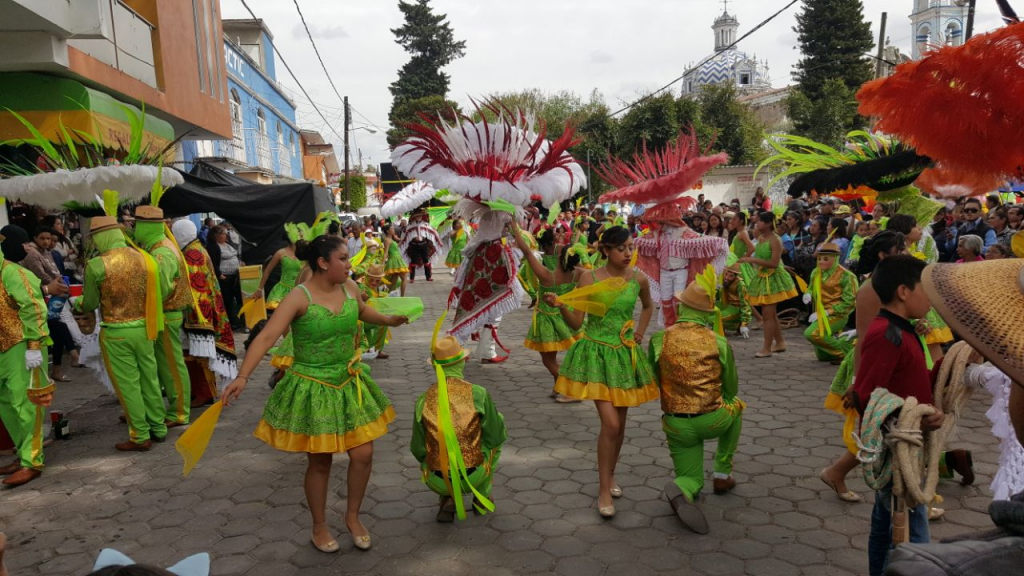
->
xmin=343 ymin=95 xmax=351 ymax=209
xmin=966 ymin=0 xmax=976 ymax=40
xmin=874 ymin=12 xmax=887 ymax=79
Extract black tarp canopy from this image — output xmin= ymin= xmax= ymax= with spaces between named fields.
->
xmin=160 ymin=163 xmax=334 ymax=265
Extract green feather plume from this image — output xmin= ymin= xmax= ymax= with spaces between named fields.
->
xmin=150 ymin=162 xmax=166 ymax=208
xmin=101 ymin=189 xmax=119 ymax=217
xmin=694 ymin=264 xmax=717 ymax=306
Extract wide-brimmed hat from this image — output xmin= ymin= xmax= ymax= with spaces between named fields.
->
xmin=922 ymin=260 xmax=1024 ymax=384
xmin=816 ymin=242 xmax=842 ymax=255
xmin=835 ymin=205 xmax=852 ymax=215
xmin=432 ymin=335 xmax=469 ymax=366
xmin=675 ymin=281 xmax=715 ymax=313
xmin=89 ymin=216 xmax=122 ymax=233
xmin=365 ymin=264 xmax=386 ymax=279
xmin=135 ymin=205 xmax=164 ymax=221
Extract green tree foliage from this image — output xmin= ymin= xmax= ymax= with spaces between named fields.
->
xmin=388 ymin=0 xmax=466 ymax=146
xmin=697 ymin=84 xmax=766 ymax=165
xmin=387 ymin=95 xmax=462 ymax=148
xmin=788 ymin=79 xmax=858 ymax=148
xmin=792 ymin=0 xmax=874 ymax=101
xmin=340 ymin=173 xmax=368 ymax=210
xmin=615 ymin=93 xmax=682 ymax=157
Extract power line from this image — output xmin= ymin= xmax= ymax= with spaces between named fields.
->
xmin=236 ymin=0 xmax=345 ymax=142
xmin=348 ymin=104 xmax=389 ymax=135
xmin=607 ymin=0 xmax=800 ymax=118
xmin=291 ymin=0 xmax=348 ymax=107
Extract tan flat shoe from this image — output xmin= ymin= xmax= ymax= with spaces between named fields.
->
xmin=610 ymin=486 xmax=623 ymax=498
xmin=310 ymin=523 xmax=339 ymax=554
xmin=818 ymin=468 xmax=861 ymax=502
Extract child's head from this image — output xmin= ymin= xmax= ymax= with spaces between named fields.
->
xmin=871 ymin=255 xmax=930 ymax=318
xmin=986 ymin=243 xmax=1011 ymax=260
xmin=816 ymin=243 xmax=841 ymax=271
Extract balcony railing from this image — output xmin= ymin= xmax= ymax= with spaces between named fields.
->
xmin=277 ymin=149 xmax=292 ymax=177
xmin=253 ymin=132 xmax=273 ymax=172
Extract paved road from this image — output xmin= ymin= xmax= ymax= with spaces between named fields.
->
xmin=0 ymin=272 xmax=1002 ymax=575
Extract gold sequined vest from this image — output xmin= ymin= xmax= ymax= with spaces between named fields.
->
xmin=725 ymin=280 xmax=742 ymax=307
xmin=817 ymin=269 xmax=847 ymax=317
xmin=156 ymin=239 xmax=193 ymax=312
xmin=0 ymin=265 xmax=25 ymax=353
xmin=658 ymin=323 xmax=723 ymax=415
xmin=99 ymin=247 xmax=148 ymax=323
xmin=422 ymin=378 xmax=483 ymax=471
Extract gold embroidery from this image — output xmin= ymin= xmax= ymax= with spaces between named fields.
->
xmin=0 ymin=273 xmax=22 ymax=353
xmin=156 ymin=239 xmax=193 ymax=311
xmin=819 ymin=269 xmax=849 ymax=318
xmin=422 ymin=377 xmax=483 ymax=472
xmin=658 ymin=324 xmax=723 ymax=414
xmin=99 ymin=248 xmax=148 ymax=323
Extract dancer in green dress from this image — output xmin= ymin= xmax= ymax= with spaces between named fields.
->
xmin=801 ymin=243 xmax=858 ymax=362
xmin=728 ymin=211 xmax=761 ymax=328
xmin=381 ymin=224 xmax=409 ymax=297
xmin=221 ymin=235 xmax=409 ymax=555
xmin=445 ymin=220 xmax=468 ymax=272
xmin=254 ymin=229 xmax=304 ymax=311
xmin=548 ymin=226 xmax=658 ymax=518
xmin=739 ymin=212 xmax=798 ymax=358
xmin=511 ymin=222 xmax=582 ymax=402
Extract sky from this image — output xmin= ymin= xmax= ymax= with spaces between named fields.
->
xmin=220 ymin=0 xmax=1005 ymax=170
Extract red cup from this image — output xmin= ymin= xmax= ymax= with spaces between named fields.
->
xmin=69 ymin=284 xmax=83 ymax=297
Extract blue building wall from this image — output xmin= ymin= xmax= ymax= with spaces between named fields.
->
xmin=182 ymin=38 xmax=302 ymax=180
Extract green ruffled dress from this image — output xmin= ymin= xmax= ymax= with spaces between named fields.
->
xmin=732 ymin=234 xmax=757 ymax=287
xmin=267 ymin=256 xmax=302 ymax=310
xmin=553 ymin=271 xmax=658 ymax=406
xmin=445 ymin=230 xmax=467 ymax=268
xmin=255 ymin=285 xmax=395 ymax=453
xmin=525 ymin=280 xmax=580 ymax=352
xmin=745 ymin=239 xmax=798 ymax=306
xmin=384 ymin=240 xmax=408 ymax=275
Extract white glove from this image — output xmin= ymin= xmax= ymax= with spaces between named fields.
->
xmin=802 ymin=293 xmax=812 ymax=305
xmin=25 ymin=349 xmax=43 ymax=370
xmin=808 ymin=313 xmax=818 ymax=323
xmin=838 ymin=329 xmax=857 ymax=341
xmin=739 ymin=326 xmax=750 ymax=339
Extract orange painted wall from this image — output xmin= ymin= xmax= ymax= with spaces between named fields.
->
xmin=67 ymin=0 xmax=231 ymax=139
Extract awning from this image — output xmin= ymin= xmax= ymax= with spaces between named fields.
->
xmin=0 ymin=72 xmax=174 ymax=152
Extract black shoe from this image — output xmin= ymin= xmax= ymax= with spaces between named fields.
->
xmin=436 ymin=497 xmax=456 ymax=523
xmin=946 ymin=449 xmax=975 ymax=486
xmin=664 ymin=481 xmax=709 ymax=534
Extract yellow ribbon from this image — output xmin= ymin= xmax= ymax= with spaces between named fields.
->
xmin=554 ymin=276 xmax=627 ymax=317
xmin=123 ymin=232 xmax=163 ymax=340
xmin=812 ymin=270 xmax=832 ymax=339
xmin=621 ymin=320 xmax=638 ymax=373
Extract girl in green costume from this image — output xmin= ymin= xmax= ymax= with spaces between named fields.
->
xmin=728 ymin=212 xmax=761 ymax=328
xmin=739 ymin=212 xmax=798 ymax=358
xmin=254 ymin=229 xmax=305 ymax=311
xmin=221 ymin=235 xmax=410 ymax=554
xmin=547 ymin=226 xmax=658 ymax=518
xmin=512 ymin=223 xmax=583 ymax=402
xmin=444 ymin=220 xmax=468 ymax=272
xmin=381 ymin=224 xmax=409 ymax=297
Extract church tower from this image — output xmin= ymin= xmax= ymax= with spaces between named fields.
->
xmin=712 ymin=4 xmax=739 ymax=52
xmin=910 ymin=0 xmax=969 ymax=59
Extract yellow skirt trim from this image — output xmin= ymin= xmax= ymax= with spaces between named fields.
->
xmin=823 ymin=392 xmax=858 ymax=455
xmin=385 ymin=265 xmax=409 ymax=275
xmin=925 ymin=327 xmax=953 ymax=345
xmin=254 ymin=406 xmax=396 ymax=454
xmin=524 ymin=335 xmax=579 ymax=353
xmin=445 ymin=262 xmax=461 ymax=269
xmin=270 ymin=355 xmax=294 ymax=370
xmin=554 ymin=377 xmax=660 ymax=407
xmin=749 ymin=287 xmax=799 ymax=306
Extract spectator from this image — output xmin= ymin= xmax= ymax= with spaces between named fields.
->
xmin=784 ymin=211 xmax=811 ymax=262
xmin=702 ymin=199 xmax=714 ymax=213
xmin=207 ymin=225 xmax=244 ymax=332
xmin=985 ymin=193 xmax=1002 ymax=213
xmin=752 ymin=187 xmax=771 ymax=213
xmin=871 ymin=202 xmax=889 ymax=223
xmin=1007 ymin=205 xmax=1023 ymax=232
xmin=198 ymin=217 xmax=215 ymax=244
xmin=944 ymin=197 xmax=996 ymax=259
xmin=691 ymin=212 xmax=708 ymax=234
xmin=819 ymin=199 xmax=835 ymax=219
xmin=794 ymin=217 xmax=828 ymax=279
xmin=21 ymin=226 xmax=80 ymax=382
xmin=986 ymin=244 xmax=1012 ymax=260
xmin=41 ymin=215 xmax=78 ymax=281
xmin=990 ymin=208 xmax=1014 ymax=249
xmin=706 ymin=213 xmax=728 ymax=240
xmin=828 ymin=217 xmax=851 ymax=260
xmin=955 ymin=234 xmax=985 ymax=263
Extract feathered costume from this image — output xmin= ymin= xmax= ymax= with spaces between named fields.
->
xmin=593 ymin=129 xmax=731 ymax=326
xmin=392 ymin=102 xmax=584 ymax=341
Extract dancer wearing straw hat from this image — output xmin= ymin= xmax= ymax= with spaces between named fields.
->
xmin=358 ymin=264 xmax=392 ymax=359
xmin=719 ymin=254 xmax=751 ymax=337
xmin=801 ymin=242 xmax=858 ymax=364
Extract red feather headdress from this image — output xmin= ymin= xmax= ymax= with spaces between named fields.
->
xmin=857 ymin=21 xmax=1024 ymax=182
xmin=595 ymin=129 xmax=728 ymax=217
xmin=391 ymin=101 xmax=585 ymax=208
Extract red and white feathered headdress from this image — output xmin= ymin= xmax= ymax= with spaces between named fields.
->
xmin=391 ymin=102 xmax=586 ymax=209
xmin=595 ymin=128 xmax=728 ymax=225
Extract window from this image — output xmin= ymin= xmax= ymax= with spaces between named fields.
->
xmin=740 ymin=73 xmax=750 ymax=85
xmin=945 ymin=21 xmax=962 ymax=46
xmin=229 ymin=90 xmax=241 ymax=123
xmin=276 ymin=121 xmax=284 ymax=147
xmin=257 ymin=109 xmax=266 ymax=136
xmin=917 ymin=24 xmax=932 ymax=54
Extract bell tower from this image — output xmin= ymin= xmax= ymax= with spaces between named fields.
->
xmin=910 ymin=0 xmax=969 ymax=59
xmin=712 ymin=0 xmax=740 ymax=53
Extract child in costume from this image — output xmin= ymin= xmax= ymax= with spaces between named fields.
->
xmin=381 ymin=224 xmax=409 ymax=296
xmin=0 ymin=226 xmax=52 ymax=487
xmin=75 ymin=205 xmax=167 ymax=451
xmin=719 ymin=254 xmax=752 ymax=337
xmin=254 ymin=225 xmax=305 ymax=311
xmin=135 ymin=204 xmax=194 ymax=427
xmin=358 ymin=264 xmax=392 ymax=359
xmin=221 ymin=235 xmax=409 ymax=554
xmin=801 ymin=242 xmax=858 ymax=363
xmin=444 ymin=219 xmax=468 ymax=274
xmin=411 ymin=334 xmax=507 ymax=522
xmin=651 ymin=268 xmax=744 ymax=534
xmin=512 ymin=221 xmax=582 ymax=402
xmin=548 ymin=226 xmax=658 ymax=518
xmin=739 ymin=212 xmax=798 ymax=358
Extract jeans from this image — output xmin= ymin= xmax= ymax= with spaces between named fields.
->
xmin=868 ymin=483 xmax=929 ymax=576
xmin=220 ymin=273 xmax=242 ymax=329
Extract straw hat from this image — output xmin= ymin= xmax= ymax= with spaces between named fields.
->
xmin=922 ymin=260 xmax=1024 ymax=384
xmin=816 ymin=242 xmax=842 ymax=255
xmin=835 ymin=205 xmax=852 ymax=215
xmin=365 ymin=264 xmax=386 ymax=279
xmin=135 ymin=206 xmax=164 ymax=221
xmin=675 ymin=281 xmax=715 ymax=313
xmin=89 ymin=216 xmax=122 ymax=233
xmin=432 ymin=335 xmax=469 ymax=366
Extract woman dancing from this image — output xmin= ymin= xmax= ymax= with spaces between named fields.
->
xmin=547 ymin=226 xmax=658 ymax=517
xmin=253 ymin=227 xmax=304 ymax=312
xmin=381 ymin=224 xmax=409 ymax=296
xmin=739 ymin=212 xmax=798 ymax=358
xmin=221 ymin=235 xmax=409 ymax=554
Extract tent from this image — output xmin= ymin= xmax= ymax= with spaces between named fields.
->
xmin=160 ymin=163 xmax=334 ymax=265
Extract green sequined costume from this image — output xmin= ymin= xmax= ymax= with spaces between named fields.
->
xmin=255 ymin=285 xmax=394 ymax=453
xmin=266 ymin=256 xmax=302 ymax=310
xmin=554 ymin=271 xmax=658 ymax=406
xmin=745 ymin=240 xmax=798 ymax=306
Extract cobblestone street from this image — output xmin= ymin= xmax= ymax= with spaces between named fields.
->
xmin=0 ymin=273 xmax=1002 ymax=576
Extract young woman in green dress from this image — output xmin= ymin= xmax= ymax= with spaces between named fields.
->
xmin=253 ymin=234 xmax=305 ymax=311
xmin=444 ymin=219 xmax=468 ymax=273
xmin=728 ymin=212 xmax=761 ymax=328
xmin=512 ymin=222 xmax=582 ymax=402
xmin=738 ymin=212 xmax=798 ymax=358
xmin=381 ymin=224 xmax=409 ymax=297
xmin=221 ymin=235 xmax=409 ymax=554
xmin=546 ymin=226 xmax=658 ymax=518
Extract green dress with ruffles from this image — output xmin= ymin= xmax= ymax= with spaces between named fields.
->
xmin=745 ymin=239 xmax=798 ymax=306
xmin=384 ymin=240 xmax=409 ymax=275
xmin=554 ymin=271 xmax=658 ymax=406
xmin=525 ymin=280 xmax=581 ymax=352
xmin=255 ymin=285 xmax=395 ymax=453
xmin=267 ymin=256 xmax=302 ymax=309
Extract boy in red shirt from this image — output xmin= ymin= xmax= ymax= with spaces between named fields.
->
xmin=849 ymin=255 xmax=945 ymax=576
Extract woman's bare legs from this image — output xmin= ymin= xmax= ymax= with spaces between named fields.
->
xmin=759 ymin=304 xmax=777 ymax=355
xmin=345 ymin=442 xmax=374 ymax=540
xmin=823 ymin=450 xmax=859 ymax=494
xmin=595 ymin=401 xmax=626 ymax=511
xmin=305 ymin=453 xmax=336 ymax=548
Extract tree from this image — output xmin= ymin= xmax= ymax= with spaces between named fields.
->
xmin=614 ymin=92 xmax=683 ymax=158
xmin=697 ymin=84 xmax=766 ymax=166
xmin=792 ymin=0 xmax=874 ymax=102
xmin=388 ymin=0 xmax=466 ymax=146
xmin=386 ymin=94 xmax=462 ymax=148
xmin=340 ymin=173 xmax=368 ymax=210
xmin=788 ymin=79 xmax=859 ymax=147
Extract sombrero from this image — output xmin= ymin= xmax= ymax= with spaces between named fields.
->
xmin=432 ymin=335 xmax=469 ymax=366
xmin=675 ymin=280 xmax=715 ymax=313
xmin=816 ymin=242 xmax=842 ymax=255
xmin=922 ymin=260 xmax=1024 ymax=384
xmin=365 ymin=264 xmax=386 ymax=279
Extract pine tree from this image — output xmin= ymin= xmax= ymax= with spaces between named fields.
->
xmin=388 ymin=0 xmax=466 ymax=146
xmin=792 ymin=0 xmax=874 ymax=101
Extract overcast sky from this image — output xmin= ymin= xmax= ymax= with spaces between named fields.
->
xmin=221 ymin=0 xmax=1005 ymax=169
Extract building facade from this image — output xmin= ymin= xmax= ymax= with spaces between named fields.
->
xmin=910 ymin=0 xmax=969 ymax=59
xmin=182 ymin=19 xmax=303 ymax=183
xmin=300 ymin=129 xmax=340 ymax=203
xmin=681 ymin=8 xmax=773 ymax=98
xmin=0 ymin=0 xmax=231 ymax=147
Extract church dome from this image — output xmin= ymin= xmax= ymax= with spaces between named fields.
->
xmin=681 ymin=7 xmax=773 ymax=96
